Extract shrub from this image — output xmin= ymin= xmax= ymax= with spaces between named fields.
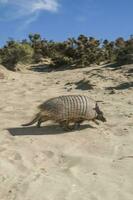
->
xmin=1 ymin=40 xmax=33 ymax=70
xmin=51 ymin=56 xmax=73 ymax=67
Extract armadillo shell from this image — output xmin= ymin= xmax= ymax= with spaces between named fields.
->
xmin=38 ymin=95 xmax=96 ymax=122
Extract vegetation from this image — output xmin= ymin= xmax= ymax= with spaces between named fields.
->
xmin=0 ymin=34 xmax=133 ymax=70
xmin=0 ymin=39 xmax=33 ymax=70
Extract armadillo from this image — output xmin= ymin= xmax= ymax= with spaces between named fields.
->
xmin=22 ymin=95 xmax=106 ymax=130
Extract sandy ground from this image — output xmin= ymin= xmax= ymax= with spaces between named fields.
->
xmin=0 ymin=64 xmax=133 ymax=200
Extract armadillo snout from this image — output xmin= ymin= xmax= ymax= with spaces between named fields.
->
xmin=96 ymin=113 xmax=107 ymax=122
xmin=101 ymin=116 xmax=107 ymax=122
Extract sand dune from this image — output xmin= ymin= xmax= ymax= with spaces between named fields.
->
xmin=0 ymin=64 xmax=133 ymax=200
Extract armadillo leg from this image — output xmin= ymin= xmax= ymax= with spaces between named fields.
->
xmin=92 ymin=119 xmax=99 ymax=125
xmin=73 ymin=119 xmax=84 ymax=129
xmin=73 ymin=122 xmax=80 ymax=129
xmin=36 ymin=116 xmax=49 ymax=128
xmin=64 ymin=121 xmax=83 ymax=130
xmin=37 ymin=119 xmax=42 ymax=128
xmin=64 ymin=125 xmax=74 ymax=131
xmin=59 ymin=121 xmax=73 ymax=131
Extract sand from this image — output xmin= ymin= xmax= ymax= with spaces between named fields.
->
xmin=0 ymin=64 xmax=133 ymax=200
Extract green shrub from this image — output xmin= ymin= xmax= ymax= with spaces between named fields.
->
xmin=1 ymin=40 xmax=33 ymax=70
xmin=116 ymin=37 xmax=133 ymax=65
xmin=51 ymin=56 xmax=73 ymax=67
xmin=0 ymin=34 xmax=133 ymax=71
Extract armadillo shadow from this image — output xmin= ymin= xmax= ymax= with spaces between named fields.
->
xmin=7 ymin=124 xmax=96 ymax=136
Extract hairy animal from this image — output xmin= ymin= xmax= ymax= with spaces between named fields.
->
xmin=22 ymin=95 xmax=106 ymax=130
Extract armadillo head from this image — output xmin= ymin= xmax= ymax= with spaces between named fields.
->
xmin=94 ymin=103 xmax=107 ymax=122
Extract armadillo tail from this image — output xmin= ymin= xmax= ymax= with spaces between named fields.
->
xmin=22 ymin=114 xmax=40 ymax=127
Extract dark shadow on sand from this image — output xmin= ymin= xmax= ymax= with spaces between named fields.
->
xmin=102 ymin=63 xmax=121 ymax=70
xmin=75 ymin=79 xmax=95 ymax=90
xmin=29 ymin=64 xmax=89 ymax=73
xmin=30 ymin=65 xmax=53 ymax=72
xmin=106 ymin=81 xmax=133 ymax=90
xmin=7 ymin=124 xmax=96 ymax=136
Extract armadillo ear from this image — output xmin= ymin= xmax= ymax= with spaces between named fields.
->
xmin=95 ymin=102 xmax=102 ymax=114
xmin=93 ymin=102 xmax=98 ymax=111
